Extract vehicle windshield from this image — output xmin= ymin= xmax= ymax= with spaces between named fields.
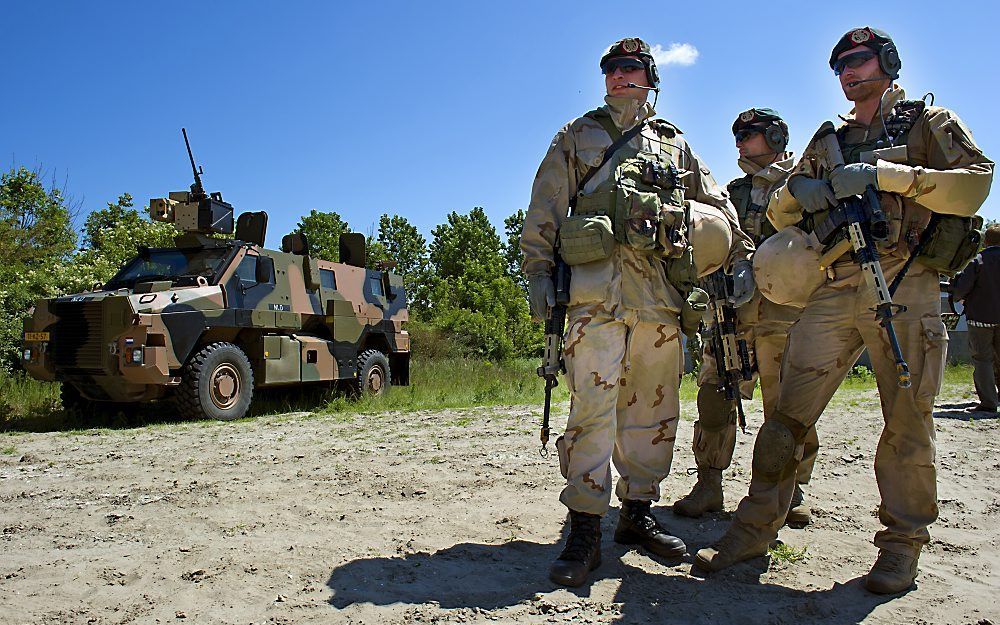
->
xmin=105 ymin=247 xmax=232 ymax=290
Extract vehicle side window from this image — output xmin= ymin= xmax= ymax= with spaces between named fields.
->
xmin=369 ymin=275 xmax=384 ymax=297
xmin=320 ymin=269 xmax=337 ymax=290
xmin=235 ymin=256 xmax=257 ymax=285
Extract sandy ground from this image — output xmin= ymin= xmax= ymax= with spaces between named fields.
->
xmin=1 ymin=383 xmax=998 ymax=625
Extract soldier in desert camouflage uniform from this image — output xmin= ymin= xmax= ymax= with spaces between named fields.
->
xmin=695 ymin=27 xmax=993 ymax=595
xmin=674 ymin=109 xmax=819 ymax=527
xmin=521 ymin=37 xmax=754 ymax=587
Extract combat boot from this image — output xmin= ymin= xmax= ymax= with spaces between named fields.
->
xmin=673 ymin=467 xmax=723 ymax=518
xmin=614 ymin=499 xmax=686 ymax=558
xmin=864 ymin=549 xmax=918 ymax=594
xmin=549 ymin=510 xmax=602 ymax=587
xmin=694 ymin=521 xmax=770 ymax=572
xmin=785 ymin=484 xmax=811 ymax=528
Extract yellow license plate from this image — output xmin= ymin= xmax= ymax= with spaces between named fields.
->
xmin=24 ymin=332 xmax=50 ymax=342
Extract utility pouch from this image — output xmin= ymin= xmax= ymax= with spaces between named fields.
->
xmin=680 ymin=286 xmax=709 ymax=337
xmin=614 ymin=187 xmax=662 ymax=251
xmin=555 ymin=434 xmax=569 ymax=479
xmin=558 ymin=213 xmax=615 ymax=266
xmin=658 ymin=205 xmax=689 ymax=259
xmin=916 ymin=214 xmax=984 ymax=276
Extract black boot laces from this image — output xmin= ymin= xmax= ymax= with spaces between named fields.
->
xmin=559 ymin=517 xmax=599 ymax=561
xmin=627 ymin=502 xmax=666 ymax=536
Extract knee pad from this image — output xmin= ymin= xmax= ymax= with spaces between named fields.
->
xmin=751 ymin=420 xmax=797 ymax=481
xmin=697 ymin=384 xmax=736 ymax=432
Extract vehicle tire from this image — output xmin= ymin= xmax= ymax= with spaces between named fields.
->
xmin=173 ymin=342 xmax=254 ymax=421
xmin=355 ymin=349 xmax=391 ymax=397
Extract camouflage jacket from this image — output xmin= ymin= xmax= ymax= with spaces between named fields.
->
xmin=521 ymin=95 xmax=753 ymax=321
xmin=768 ymin=86 xmax=994 ymax=259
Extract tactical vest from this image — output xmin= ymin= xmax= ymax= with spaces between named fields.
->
xmin=727 ymin=175 xmax=777 ymax=245
xmin=558 ymin=108 xmax=699 ymax=296
xmin=801 ymin=99 xmax=983 ymax=275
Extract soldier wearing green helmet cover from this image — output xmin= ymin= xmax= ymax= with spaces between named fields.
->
xmin=521 ymin=37 xmax=754 ymax=587
xmin=673 ymin=108 xmax=820 ymax=527
xmin=696 ymin=27 xmax=994 ymax=596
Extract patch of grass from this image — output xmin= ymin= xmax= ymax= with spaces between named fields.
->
xmin=0 ymin=371 xmax=60 ymax=422
xmin=1 ymin=444 xmax=16 ymax=455
xmin=769 ymin=543 xmax=809 ymax=565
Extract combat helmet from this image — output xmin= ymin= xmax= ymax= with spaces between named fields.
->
xmin=688 ymin=200 xmax=733 ymax=277
xmin=600 ymin=37 xmax=659 ymax=88
xmin=752 ymin=226 xmax=826 ymax=307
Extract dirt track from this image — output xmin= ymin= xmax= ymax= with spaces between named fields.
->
xmin=1 ymin=383 xmax=998 ymax=625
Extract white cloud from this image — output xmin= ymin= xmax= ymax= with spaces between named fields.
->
xmin=651 ymin=42 xmax=699 ymax=67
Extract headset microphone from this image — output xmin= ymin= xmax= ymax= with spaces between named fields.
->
xmin=627 ymin=83 xmax=660 ymax=92
xmin=846 ymin=77 xmax=885 ymax=88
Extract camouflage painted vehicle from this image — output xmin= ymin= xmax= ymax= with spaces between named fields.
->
xmin=20 ymin=133 xmax=409 ymax=421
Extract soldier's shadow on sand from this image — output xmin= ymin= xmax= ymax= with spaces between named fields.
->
xmin=326 ymin=507 xmax=899 ymax=625
xmin=933 ymin=400 xmax=1000 ymax=421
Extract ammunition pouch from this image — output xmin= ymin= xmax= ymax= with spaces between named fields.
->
xmin=558 ymin=214 xmax=615 ymax=266
xmin=915 ymin=214 xmax=984 ymax=276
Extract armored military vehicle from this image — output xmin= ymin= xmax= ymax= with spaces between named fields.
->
xmin=21 ymin=130 xmax=410 ymax=421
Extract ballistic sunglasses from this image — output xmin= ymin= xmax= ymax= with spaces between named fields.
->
xmin=832 ymin=50 xmax=877 ymax=75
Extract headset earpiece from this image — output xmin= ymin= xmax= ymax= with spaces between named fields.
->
xmin=878 ymin=42 xmax=901 ymax=79
xmin=764 ymin=123 xmax=788 ymax=153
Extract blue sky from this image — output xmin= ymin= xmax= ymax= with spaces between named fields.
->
xmin=3 ymin=1 xmax=998 ymax=249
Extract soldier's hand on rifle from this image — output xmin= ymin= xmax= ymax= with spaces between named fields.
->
xmin=788 ymin=175 xmax=838 ymax=213
xmin=829 ymin=163 xmax=878 ymax=199
xmin=728 ymin=259 xmax=756 ymax=307
xmin=528 ymin=274 xmax=556 ymax=321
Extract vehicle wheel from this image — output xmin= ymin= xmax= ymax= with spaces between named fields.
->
xmin=174 ymin=342 xmax=254 ymax=421
xmin=355 ymin=349 xmax=391 ymax=397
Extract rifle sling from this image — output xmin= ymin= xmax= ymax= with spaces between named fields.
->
xmin=888 ymin=213 xmax=941 ymax=297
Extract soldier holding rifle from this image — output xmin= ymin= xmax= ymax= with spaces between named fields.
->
xmin=696 ymin=27 xmax=993 ymax=595
xmin=674 ymin=109 xmax=820 ymax=527
xmin=521 ymin=37 xmax=753 ymax=587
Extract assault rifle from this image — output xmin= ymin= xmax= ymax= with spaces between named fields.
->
xmin=536 ymin=251 xmax=571 ymax=456
xmin=812 ymin=121 xmax=911 ymax=388
xmin=703 ymin=269 xmax=753 ymax=433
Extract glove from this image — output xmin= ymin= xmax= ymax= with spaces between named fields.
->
xmin=527 ymin=274 xmax=555 ymax=321
xmin=787 ymin=175 xmax=837 ymax=214
xmin=728 ymin=260 xmax=755 ymax=307
xmin=829 ymin=163 xmax=878 ymax=199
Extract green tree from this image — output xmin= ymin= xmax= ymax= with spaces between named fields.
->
xmin=294 ymin=209 xmax=350 ymax=262
xmin=430 ymin=207 xmax=505 ymax=284
xmin=425 ymin=207 xmax=540 ymax=359
xmin=0 ymin=167 xmax=77 ymax=270
xmin=0 ymin=167 xmax=78 ymax=370
xmin=56 ymin=193 xmax=177 ymax=294
xmin=503 ymin=209 xmax=527 ymax=292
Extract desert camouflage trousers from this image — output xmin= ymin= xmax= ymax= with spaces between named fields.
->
xmin=733 ymin=259 xmax=947 ymax=555
xmin=693 ymin=321 xmax=819 ymax=483
xmin=558 ymin=305 xmax=683 ymax=515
